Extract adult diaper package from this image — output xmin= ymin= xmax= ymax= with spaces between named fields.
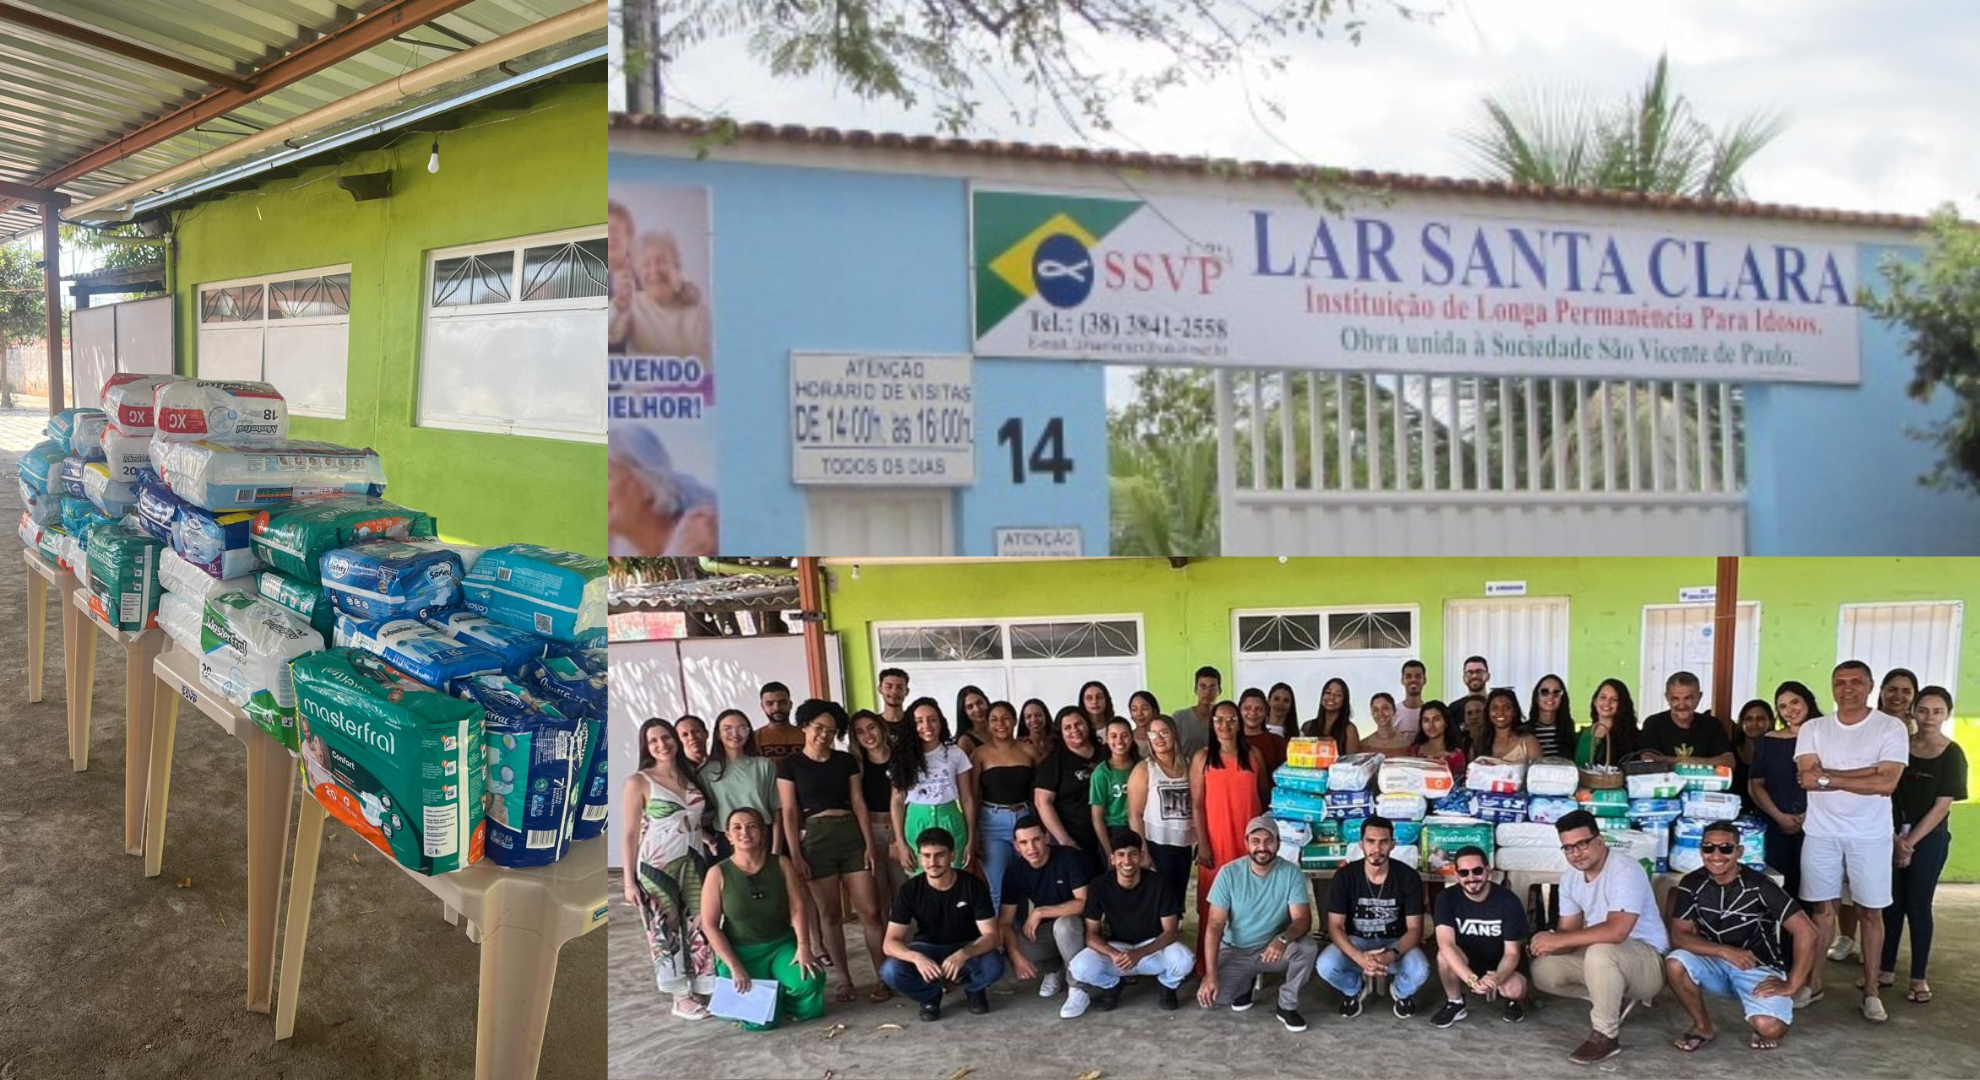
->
xmin=1375 ymin=792 xmax=1427 ymax=821
xmin=61 ymin=497 xmax=110 ymax=545
xmin=154 ymin=439 xmax=387 ymax=511
xmin=1527 ymin=795 xmax=1582 ymax=824
xmin=460 ymin=545 xmax=606 ymax=644
xmin=33 ymin=522 xmax=67 ymax=568
xmin=101 ymin=373 xmax=186 ymax=434
xmin=199 ymin=591 xmax=324 ymax=749
xmin=459 ymin=675 xmax=587 ymax=867
xmin=1324 ymin=788 xmax=1375 ymax=819
xmin=249 ymin=496 xmax=434 ymax=582
xmin=1681 ymin=790 xmax=1743 ymax=822
xmin=1674 ymin=762 xmax=1734 ymax=792
xmin=1299 ymin=843 xmax=1354 ymax=871
xmin=292 ymin=648 xmax=486 ymax=875
xmin=406 ymin=540 xmax=487 ymax=573
xmin=423 ymin=611 xmax=546 ymax=676
xmin=1326 ymin=752 xmax=1384 ymax=792
xmin=1271 ymin=766 xmax=1331 ymax=794
xmin=521 ymin=654 xmax=606 ymax=720
xmin=135 ymin=479 xmax=185 ymax=544
xmin=18 ymin=440 xmax=63 ymax=492
xmin=157 ymin=548 xmax=256 ymax=609
xmin=20 ymin=480 xmax=57 ymax=526
xmin=82 ymin=461 xmax=139 ymax=517
xmin=320 ymin=540 xmax=462 ymax=620
xmin=1495 ymin=821 xmax=1560 ymax=848
xmin=171 ymin=503 xmax=264 ymax=579
xmin=152 ymin=379 xmax=289 ymax=442
xmin=1468 ymin=758 xmax=1528 ymax=794
xmin=57 ymin=457 xmax=89 ymax=498
xmin=70 ymin=410 xmax=108 ymax=457
xmin=1625 ymin=771 xmax=1684 ymax=800
xmin=1626 ymin=797 xmax=1684 ymax=821
xmin=333 ymin=615 xmax=505 ymax=692
xmin=46 ymin=408 xmax=106 ymax=455
xmin=254 ymin=568 xmax=338 ymax=640
xmin=84 ymin=522 xmax=163 ymax=631
xmin=1433 ymin=787 xmax=1477 ymax=816
xmin=1269 ymin=787 xmax=1330 ymax=822
xmin=1389 ymin=845 xmax=1422 ymax=870
xmin=1421 ymin=820 xmax=1495 ymax=878
xmin=1526 ymin=756 xmax=1580 ymax=797
xmin=1275 ymin=818 xmax=1313 ymax=849
xmin=100 ymin=428 xmax=156 ymax=482
xmin=1378 ymin=757 xmax=1456 ymax=798
xmin=157 ymin=590 xmax=203 ymax=653
xmin=1494 ymin=844 xmax=1569 ymax=873
xmin=1473 ymin=791 xmax=1529 ymax=824
xmin=572 ymin=710 xmax=608 ymax=840
xmin=1284 ymin=737 xmax=1338 ymax=770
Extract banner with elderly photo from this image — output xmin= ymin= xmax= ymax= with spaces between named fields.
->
xmin=608 ymin=181 xmax=717 ymax=555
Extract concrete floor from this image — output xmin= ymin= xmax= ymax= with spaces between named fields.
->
xmin=0 ymin=420 xmax=605 ymax=1080
xmin=610 ymin=873 xmax=1980 ymax=1078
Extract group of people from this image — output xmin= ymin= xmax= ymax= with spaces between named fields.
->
xmin=624 ymin=658 xmax=1964 ymax=1064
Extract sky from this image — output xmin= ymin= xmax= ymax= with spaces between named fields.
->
xmin=645 ymin=0 xmax=1980 ymax=218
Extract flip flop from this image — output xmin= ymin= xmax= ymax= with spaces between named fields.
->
xmin=834 ymin=982 xmax=857 ymax=1003
xmin=1673 ymin=1031 xmax=1715 ymax=1053
xmin=869 ymin=985 xmax=894 ymax=1004
xmin=1750 ymin=1033 xmax=1780 ymax=1051
xmin=1854 ymin=975 xmax=1895 ymax=990
xmin=1908 ymin=985 xmax=1932 ymax=1004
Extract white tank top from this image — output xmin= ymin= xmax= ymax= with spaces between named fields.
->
xmin=1141 ymin=758 xmax=1196 ymax=847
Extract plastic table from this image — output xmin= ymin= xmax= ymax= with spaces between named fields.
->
xmin=23 ymin=548 xmax=79 ymax=710
xmin=145 ymin=644 xmax=297 ymax=1013
xmin=71 ymin=588 xmax=167 ymax=856
xmin=275 ymin=802 xmax=608 ymax=1080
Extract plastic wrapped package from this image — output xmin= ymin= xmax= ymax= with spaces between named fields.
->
xmin=522 ymin=654 xmax=605 ymax=721
xmin=1495 ymin=844 xmax=1570 ymax=873
xmin=157 ymin=590 xmax=203 ymax=653
xmin=1494 ymin=821 xmax=1560 ymax=848
xmin=1274 ymin=817 xmax=1312 ymax=850
xmin=255 ymin=568 xmax=338 ymax=641
xmin=1378 ymin=757 xmax=1455 ymax=797
xmin=333 ymin=614 xmax=505 ymax=693
xmin=1342 ymin=818 xmax=1419 ymax=845
xmin=70 ymin=411 xmax=108 ymax=458
xmin=457 ymin=675 xmax=586 ymax=867
xmin=1326 ymin=752 xmax=1384 ymax=792
xmin=135 ymin=478 xmax=187 ymax=544
xmin=1526 ymin=756 xmax=1580 ymax=797
xmin=571 ymin=711 xmax=608 ymax=841
xmin=1468 ymin=758 xmax=1528 ymax=794
xmin=460 ymin=544 xmax=606 ymax=644
xmin=1299 ymin=842 xmax=1354 ymax=871
xmin=62 ymin=497 xmax=111 ymax=544
xmin=84 ymin=522 xmax=163 ymax=631
xmin=1421 ymin=820 xmax=1496 ymax=878
xmin=1626 ymin=797 xmax=1683 ymax=819
xmin=1526 ymin=795 xmax=1581 ymax=824
xmin=546 ymin=639 xmax=606 ymax=676
xmin=321 ymin=540 xmax=462 ymax=620
xmin=1324 ymin=788 xmax=1375 ymax=820
xmin=18 ymin=440 xmax=64 ymax=493
xmin=1269 ymin=787 xmax=1330 ymax=823
xmin=1474 ymin=791 xmax=1529 ymax=824
xmin=249 ymin=496 xmax=434 ymax=583
xmin=82 ymin=461 xmax=138 ymax=517
xmin=199 ymin=591 xmax=324 ymax=749
xmin=20 ymin=512 xmax=47 ymax=555
xmin=154 ymin=439 xmax=387 ymax=512
xmin=423 ymin=611 xmax=544 ymax=677
xmin=1680 ymin=790 xmax=1743 ymax=822
xmin=152 ymin=379 xmax=289 ymax=442
xmin=1284 ymin=737 xmax=1338 ymax=770
xmin=1626 ymin=771 xmax=1685 ymax=800
xmin=21 ymin=480 xmax=58 ymax=527
xmin=57 ymin=458 xmax=90 ymax=498
xmin=100 ymin=428 xmax=155 ymax=482
xmin=33 ymin=522 xmax=67 ymax=568
xmin=101 ymin=373 xmax=187 ymax=435
xmin=1389 ymin=844 xmax=1421 ymax=870
xmin=406 ymin=540 xmax=488 ymax=574
xmin=170 ymin=503 xmax=264 ymax=579
xmin=45 ymin=408 xmax=106 ymax=455
xmin=291 ymin=648 xmax=486 ymax=875
xmin=1375 ymin=792 xmax=1427 ymax=821
xmin=1271 ymin=766 xmax=1331 ymax=794
xmin=158 ymin=546 xmax=254 ymax=602
xmin=1674 ymin=762 xmax=1734 ymax=792
xmin=1433 ymin=787 xmax=1477 ymax=816
xmin=1604 ymin=828 xmax=1659 ymax=871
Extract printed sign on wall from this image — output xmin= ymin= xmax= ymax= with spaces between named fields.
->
xmin=791 ymin=352 xmax=974 ymax=486
xmin=972 ymin=187 xmax=1863 ymax=383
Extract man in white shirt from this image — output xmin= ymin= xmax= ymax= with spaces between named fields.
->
xmin=1528 ymin=810 xmax=1668 ymax=1065
xmin=1395 ymin=659 xmax=1427 ymax=739
xmin=1795 ymin=659 xmax=1909 ymax=1023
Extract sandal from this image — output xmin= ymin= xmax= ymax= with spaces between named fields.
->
xmin=1908 ymin=983 xmax=1932 ymax=1004
xmin=869 ymin=985 xmax=894 ymax=1004
xmin=833 ymin=982 xmax=857 ymax=1004
xmin=1854 ymin=975 xmax=1895 ymax=990
xmin=1673 ymin=1031 xmax=1715 ymax=1053
xmin=672 ymin=997 xmax=710 ymax=1020
xmin=1750 ymin=1033 xmax=1780 ymax=1051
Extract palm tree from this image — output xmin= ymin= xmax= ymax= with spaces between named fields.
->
xmin=1459 ymin=52 xmax=1786 ymax=201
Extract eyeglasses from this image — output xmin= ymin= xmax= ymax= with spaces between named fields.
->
xmin=1560 ymin=837 xmax=1598 ymax=855
xmin=1455 ymin=866 xmax=1489 ymax=878
xmin=1539 ymin=688 xmax=1564 ymax=697
xmin=1699 ymin=842 xmax=1739 ymax=855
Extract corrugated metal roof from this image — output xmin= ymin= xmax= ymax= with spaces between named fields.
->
xmin=0 ymin=0 xmax=592 ymax=236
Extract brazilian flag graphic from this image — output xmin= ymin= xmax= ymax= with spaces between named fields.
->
xmin=973 ymin=190 xmax=1141 ymax=337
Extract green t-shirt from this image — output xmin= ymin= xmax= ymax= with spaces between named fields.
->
xmin=1207 ymin=855 xmax=1309 ymax=949
xmin=1089 ymin=760 xmax=1133 ymax=827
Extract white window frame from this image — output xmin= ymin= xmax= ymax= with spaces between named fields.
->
xmin=1640 ymin=601 xmax=1761 ymax=716
xmin=1231 ymin=604 xmax=1422 ymax=662
xmin=1836 ymin=600 xmax=1964 ymax=694
xmin=418 ymin=225 xmax=607 ymax=442
xmin=869 ymin=613 xmax=1149 ymax=702
xmin=195 ymin=263 xmax=352 ymax=419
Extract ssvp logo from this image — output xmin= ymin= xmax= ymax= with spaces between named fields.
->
xmin=1031 ymin=233 xmax=1094 ymax=309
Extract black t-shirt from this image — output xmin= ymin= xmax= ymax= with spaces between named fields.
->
xmin=890 ymin=871 xmax=996 ymax=947
xmin=1640 ymin=711 xmax=1733 ymax=760
xmin=1036 ymin=748 xmax=1099 ymax=835
xmin=1895 ymin=743 xmax=1968 ymax=827
xmin=1001 ymin=847 xmax=1093 ymax=918
xmin=1326 ymin=859 xmax=1424 ymax=941
xmin=856 ymin=754 xmax=894 ymax=816
xmin=1672 ymin=866 xmax=1801 ymax=971
xmin=776 ymin=750 xmax=859 ymax=818
xmin=1083 ymin=870 xmax=1180 ymax=945
xmin=1433 ymin=884 xmax=1530 ymax=974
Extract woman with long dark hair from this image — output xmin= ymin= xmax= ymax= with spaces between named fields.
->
xmin=698 ymin=806 xmax=827 ymax=1030
xmin=1302 ymin=677 xmax=1361 ymax=754
xmin=1880 ymin=686 xmax=1965 ymax=1005
xmin=1412 ymin=700 xmax=1468 ymax=781
xmin=1751 ymin=680 xmax=1820 ymax=977
xmin=1080 ymin=679 xmax=1118 ymax=733
xmin=1527 ymin=674 xmax=1576 ymax=759
xmin=1238 ymin=687 xmax=1288 ymax=775
xmin=1267 ymin=682 xmax=1300 ymax=742
xmin=848 ymin=709 xmax=903 ymax=914
xmin=700 ymin=709 xmax=781 ymax=860
xmin=1881 ymin=667 xmax=1920 ymax=727
xmin=954 ymin=684 xmax=992 ymax=755
xmin=1019 ymin=698 xmax=1055 ymax=764
xmin=1360 ymin=691 xmax=1415 ymax=755
xmin=972 ymin=699 xmax=1037 ymax=909
xmin=1191 ymin=700 xmax=1262 ymax=974
xmin=1575 ymin=679 xmax=1640 ymax=767
xmin=1482 ymin=687 xmax=1542 ymax=762
xmin=778 ymin=700 xmax=888 ymax=1004
xmin=888 ymin=696 xmax=976 ymax=874
xmin=1034 ymin=704 xmax=1105 ymax=870
xmin=1732 ymin=699 xmax=1776 ymax=816
xmin=623 ymin=717 xmax=717 ymax=1019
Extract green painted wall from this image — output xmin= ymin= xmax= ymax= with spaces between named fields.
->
xmin=169 ymin=81 xmax=605 ymax=554
xmin=825 ymin=557 xmax=1980 ymax=876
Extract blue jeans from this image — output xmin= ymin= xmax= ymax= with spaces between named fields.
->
xmin=1668 ymin=949 xmax=1793 ymax=1024
xmin=880 ymin=942 xmax=1007 ymax=1006
xmin=1316 ymin=935 xmax=1430 ymax=1000
xmin=977 ymin=804 xmax=1022 ymax=910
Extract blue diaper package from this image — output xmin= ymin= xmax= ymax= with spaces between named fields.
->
xmin=523 ymin=654 xmax=606 ymax=720
xmin=46 ymin=408 xmax=106 ymax=456
xmin=1433 ymin=786 xmax=1476 ymax=816
xmin=1627 ymin=797 xmax=1683 ymax=819
xmin=424 ymin=610 xmax=546 ymax=674
xmin=571 ymin=711 xmax=607 ymax=841
xmin=57 ymin=457 xmax=89 ymax=498
xmin=545 ymin=638 xmax=606 ymax=675
xmin=333 ymin=614 xmax=505 ymax=692
xmin=460 ymin=544 xmax=605 ymax=644
xmin=459 ymin=675 xmax=587 ymax=867
xmin=172 ymin=503 xmax=264 ymax=579
xmin=136 ymin=478 xmax=187 ymax=544
xmin=61 ymin=497 xmax=112 ymax=546
xmin=1324 ymin=788 xmax=1375 ymax=820
xmin=320 ymin=540 xmax=462 ymax=620
xmin=1474 ymin=791 xmax=1529 ymax=824
xmin=19 ymin=440 xmax=64 ymax=493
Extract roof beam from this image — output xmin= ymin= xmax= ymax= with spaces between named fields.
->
xmin=0 ymin=2 xmax=256 ymax=93
xmin=0 ymin=0 xmax=479 ymax=215
xmin=0 ymin=177 xmax=66 ymax=205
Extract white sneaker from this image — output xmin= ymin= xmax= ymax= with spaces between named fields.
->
xmin=1862 ymin=996 xmax=1888 ymax=1023
xmin=1040 ymin=971 xmax=1063 ymax=998
xmin=1828 ymin=937 xmax=1859 ymax=962
xmin=1060 ymin=987 xmax=1091 ymax=1019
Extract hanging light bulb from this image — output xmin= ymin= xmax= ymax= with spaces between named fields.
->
xmin=427 ymin=139 xmax=441 ymax=174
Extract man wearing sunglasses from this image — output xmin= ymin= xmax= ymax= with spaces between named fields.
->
xmin=1431 ymin=846 xmax=1531 ymax=1027
xmin=1528 ymin=810 xmax=1668 ymax=1065
xmin=1664 ymin=820 xmax=1819 ymax=1053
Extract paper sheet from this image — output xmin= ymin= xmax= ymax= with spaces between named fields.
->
xmin=709 ymin=975 xmax=778 ymax=1026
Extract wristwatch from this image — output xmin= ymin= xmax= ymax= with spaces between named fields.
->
xmin=1273 ymin=934 xmax=1290 ymax=947
xmin=1817 ymin=774 xmax=1832 ymax=789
